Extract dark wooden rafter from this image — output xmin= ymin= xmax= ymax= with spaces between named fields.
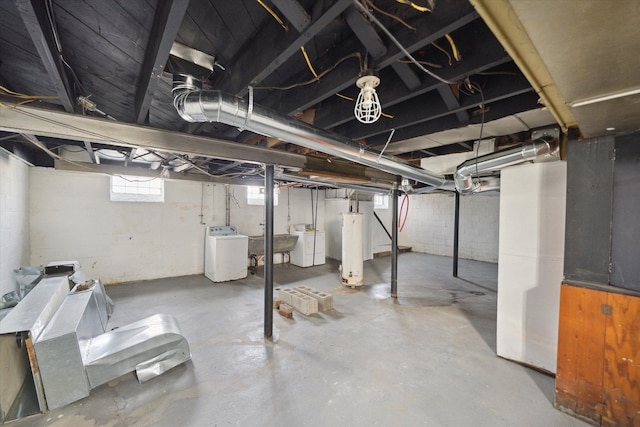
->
xmin=219 ymin=0 xmax=352 ymax=96
xmin=437 ymin=85 xmax=469 ymax=123
xmin=390 ymin=62 xmax=421 ymax=90
xmin=270 ymin=0 xmax=311 ymax=32
xmin=135 ymin=0 xmax=189 ymax=124
xmin=338 ymin=75 xmax=533 ymax=140
xmin=344 ymin=5 xmax=386 ymax=59
xmin=313 ymin=22 xmax=507 ymax=129
xmin=16 ymin=0 xmax=75 ymax=112
xmin=265 ymin=1 xmax=478 ymax=116
xmin=367 ymin=91 xmax=542 ymax=150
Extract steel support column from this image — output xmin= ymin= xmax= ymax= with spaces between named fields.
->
xmin=264 ymin=165 xmax=275 ymax=338
xmin=391 ymin=186 xmax=399 ymax=298
xmin=453 ymin=191 xmax=460 ymax=277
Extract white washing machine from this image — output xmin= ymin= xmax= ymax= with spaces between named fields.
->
xmin=205 ymin=226 xmax=248 ymax=282
xmin=290 ymin=231 xmax=325 ymax=267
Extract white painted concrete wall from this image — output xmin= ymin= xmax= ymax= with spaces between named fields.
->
xmin=29 ymin=168 xmax=323 ymax=284
xmin=399 ymin=192 xmax=500 ymax=262
xmin=496 ymin=161 xmax=566 ymax=373
xmin=0 ymin=150 xmax=30 ymax=296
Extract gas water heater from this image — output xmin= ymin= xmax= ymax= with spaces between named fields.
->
xmin=341 ymin=212 xmax=364 ymax=287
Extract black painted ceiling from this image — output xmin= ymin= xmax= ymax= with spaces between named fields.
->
xmin=0 ymin=0 xmax=543 ymax=185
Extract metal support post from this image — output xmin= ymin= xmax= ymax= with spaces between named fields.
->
xmin=264 ymin=165 xmax=274 ymax=338
xmin=391 ymin=186 xmax=399 ymax=298
xmin=453 ymin=191 xmax=460 ymax=277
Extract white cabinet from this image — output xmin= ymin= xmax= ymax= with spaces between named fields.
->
xmin=290 ymin=231 xmax=325 ymax=267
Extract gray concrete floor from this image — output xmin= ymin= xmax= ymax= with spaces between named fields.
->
xmin=13 ymin=253 xmax=586 ymax=426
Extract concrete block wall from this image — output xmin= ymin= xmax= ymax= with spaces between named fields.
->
xmin=0 ymin=150 xmax=30 ymax=296
xmin=399 ymin=192 xmax=499 ymax=263
xmin=29 ymin=168 xmax=323 ymax=284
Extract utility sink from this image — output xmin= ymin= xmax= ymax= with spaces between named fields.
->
xmin=248 ymin=234 xmax=299 ymax=256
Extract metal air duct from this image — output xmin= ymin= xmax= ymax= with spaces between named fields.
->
xmin=454 ymin=134 xmax=559 ymax=193
xmin=172 ymin=81 xmax=447 ymax=187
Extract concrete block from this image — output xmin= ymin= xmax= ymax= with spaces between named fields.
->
xmin=294 ymin=285 xmax=333 ymax=311
xmin=278 ymin=288 xmax=317 ymax=315
xmin=278 ymin=303 xmax=293 ymax=319
xmin=273 ymin=299 xmax=283 ymax=309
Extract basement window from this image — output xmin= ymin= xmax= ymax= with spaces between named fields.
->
xmin=247 ymin=185 xmax=279 ymax=206
xmin=110 ymin=175 xmax=164 ymax=202
xmin=374 ymin=193 xmax=389 ymax=209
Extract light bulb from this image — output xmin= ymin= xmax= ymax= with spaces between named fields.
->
xmin=354 ymin=75 xmax=381 ymax=124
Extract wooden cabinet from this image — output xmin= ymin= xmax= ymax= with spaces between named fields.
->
xmin=555 ymin=284 xmax=640 ymax=426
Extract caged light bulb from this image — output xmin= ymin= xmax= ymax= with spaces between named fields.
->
xmin=354 ymin=75 xmax=381 ymax=124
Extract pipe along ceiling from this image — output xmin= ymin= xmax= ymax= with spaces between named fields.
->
xmin=172 ymin=75 xmax=560 ymax=193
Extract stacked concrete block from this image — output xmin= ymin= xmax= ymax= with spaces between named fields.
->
xmin=276 ymin=288 xmax=318 ymax=315
xmin=294 ymin=286 xmax=333 ymax=311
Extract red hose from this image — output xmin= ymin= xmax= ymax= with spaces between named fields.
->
xmin=397 ymin=193 xmax=409 ymax=232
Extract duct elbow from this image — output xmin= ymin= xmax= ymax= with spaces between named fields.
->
xmin=172 ymin=74 xmax=208 ymax=122
xmin=453 ymin=166 xmax=476 ymax=193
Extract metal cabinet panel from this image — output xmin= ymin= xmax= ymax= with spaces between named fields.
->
xmin=564 ymin=137 xmax=614 ymax=285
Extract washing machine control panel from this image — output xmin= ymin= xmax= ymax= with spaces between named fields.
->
xmin=208 ymin=226 xmax=238 ymax=236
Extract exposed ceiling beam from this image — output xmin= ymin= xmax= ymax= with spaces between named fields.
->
xmin=339 ymin=75 xmax=533 ymax=139
xmin=218 ymin=0 xmax=352 ymax=96
xmin=458 ymin=142 xmax=473 ymax=150
xmin=313 ymin=23 xmax=507 ymax=129
xmin=125 ymin=147 xmax=137 ymax=167
xmin=344 ymin=5 xmax=387 ymax=59
xmin=213 ymin=161 xmax=242 ymax=173
xmin=16 ymin=0 xmax=75 ymax=112
xmin=368 ymin=91 xmax=542 ymax=150
xmin=437 ymin=85 xmax=469 ymax=123
xmin=390 ymin=62 xmax=421 ymax=91
xmin=270 ymin=0 xmax=311 ymax=32
xmin=135 ymin=0 xmax=190 ymax=124
xmin=469 ymin=0 xmax=576 ymax=131
xmin=0 ymin=102 xmax=307 ymax=169
xmin=84 ymin=141 xmax=99 ymax=164
xmin=266 ymin=1 xmax=479 ymax=116
xmin=0 ymin=102 xmax=399 ymax=184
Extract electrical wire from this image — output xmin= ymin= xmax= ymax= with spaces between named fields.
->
xmin=444 ymin=34 xmax=461 ymax=62
xmin=0 ymin=85 xmax=59 ymax=105
xmin=398 ymin=59 xmax=442 ymax=68
xmin=395 ymin=0 xmax=432 ymax=13
xmin=430 ymin=41 xmax=452 ymax=66
xmin=467 ymin=80 xmax=486 ymax=189
xmin=354 ymin=1 xmax=456 ymax=85
xmin=254 ymin=52 xmax=363 ymax=91
xmin=300 ymin=46 xmax=319 ymax=80
xmin=398 ymin=193 xmax=409 ymax=232
xmin=363 ymin=0 xmax=416 ymax=31
xmin=377 ymin=128 xmax=395 ymax=161
xmin=257 ymin=0 xmax=289 ymax=31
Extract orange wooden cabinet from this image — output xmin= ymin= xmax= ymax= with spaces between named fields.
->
xmin=555 ymin=284 xmax=640 ymax=426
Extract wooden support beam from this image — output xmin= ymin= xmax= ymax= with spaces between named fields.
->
xmin=219 ymin=0 xmax=352 ymax=96
xmin=390 ymin=62 xmax=421 ymax=90
xmin=339 ymin=75 xmax=533 ymax=140
xmin=437 ymin=85 xmax=470 ymax=123
xmin=267 ymin=1 xmax=478 ymax=116
xmin=313 ymin=22 xmax=506 ymax=129
xmin=16 ymin=0 xmax=75 ymax=112
xmin=84 ymin=141 xmax=99 ymax=164
xmin=344 ymin=5 xmax=387 ymax=59
xmin=135 ymin=0 xmax=189 ymax=124
xmin=270 ymin=0 xmax=310 ymax=32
